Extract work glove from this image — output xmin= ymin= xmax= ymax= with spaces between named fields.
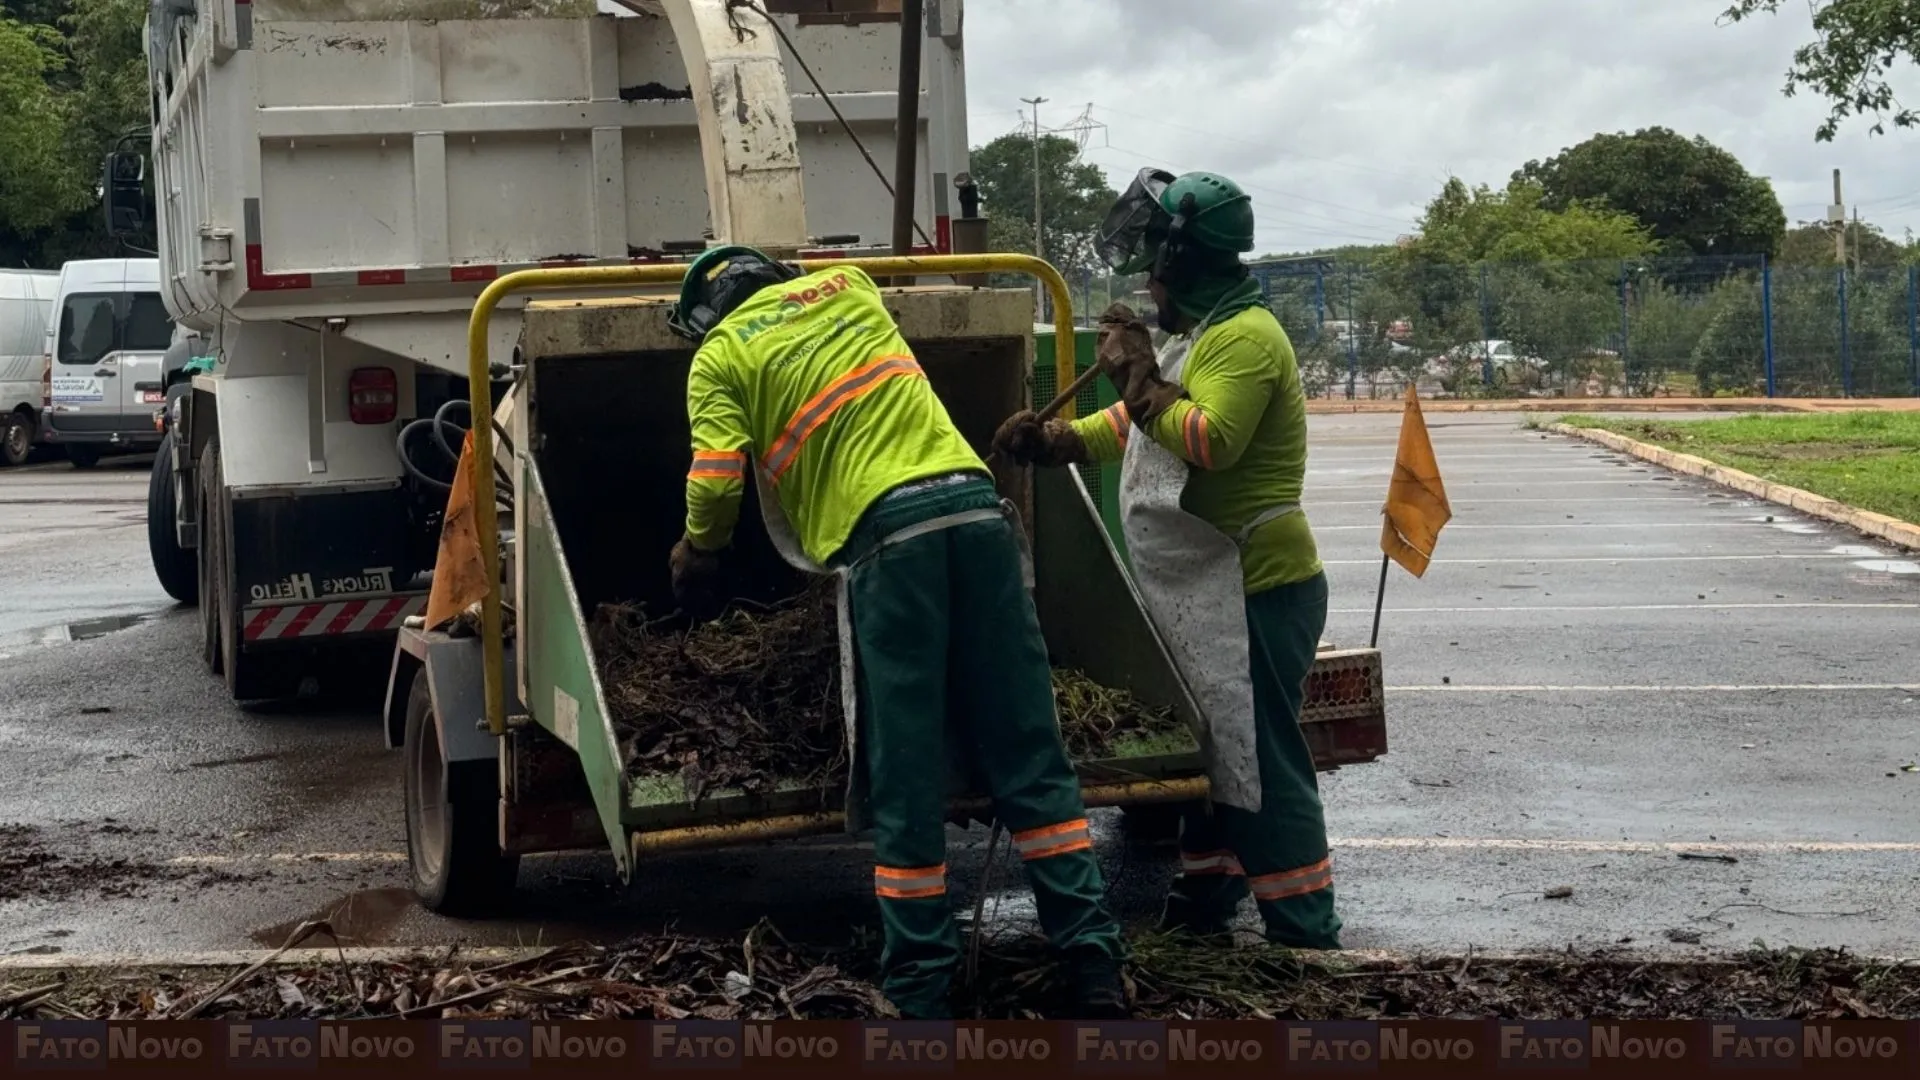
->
xmin=668 ymin=534 xmax=728 ymax=624
xmin=1098 ymin=302 xmax=1184 ymax=425
xmin=992 ymin=409 xmax=1089 ymax=467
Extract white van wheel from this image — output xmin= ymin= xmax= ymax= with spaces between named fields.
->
xmin=1 ymin=410 xmax=31 ymax=466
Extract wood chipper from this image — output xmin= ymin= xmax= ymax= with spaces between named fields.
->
xmin=380 ymin=255 xmax=1386 ymax=913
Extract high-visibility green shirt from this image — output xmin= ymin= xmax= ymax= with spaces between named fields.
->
xmin=683 ymin=265 xmax=987 ymax=565
xmin=1071 ymin=305 xmax=1322 ymax=594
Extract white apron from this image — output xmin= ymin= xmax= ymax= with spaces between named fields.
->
xmin=752 ymin=471 xmax=1025 ymax=829
xmin=1118 ymin=327 xmax=1298 ymax=813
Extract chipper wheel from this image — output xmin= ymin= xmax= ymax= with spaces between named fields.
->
xmin=403 ymin=668 xmax=518 ymax=915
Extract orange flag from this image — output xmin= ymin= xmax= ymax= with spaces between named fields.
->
xmin=425 ymin=430 xmax=491 ymax=630
xmin=1379 ymin=386 xmax=1451 ymax=577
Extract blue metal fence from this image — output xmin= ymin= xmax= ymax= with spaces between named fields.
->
xmin=1249 ymin=255 xmax=1920 ymax=399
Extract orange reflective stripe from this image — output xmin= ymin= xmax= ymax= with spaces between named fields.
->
xmin=1183 ymin=407 xmax=1212 ymax=468
xmin=1249 ymin=856 xmax=1332 ymax=901
xmin=1178 ymin=849 xmax=1246 ymax=877
xmin=687 ymin=449 xmax=749 ymax=480
xmin=1102 ymin=403 xmax=1130 ymax=446
xmin=762 ymin=355 xmax=923 ymax=481
xmin=1013 ymin=818 xmax=1092 ymax=860
xmin=874 ymin=863 xmax=946 ymax=899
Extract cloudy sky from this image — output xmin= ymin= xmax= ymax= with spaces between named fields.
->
xmin=959 ymin=0 xmax=1920 ymax=255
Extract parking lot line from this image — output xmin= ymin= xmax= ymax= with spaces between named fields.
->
xmin=1386 ymin=683 xmax=1918 ymax=693
xmin=1332 ymin=602 xmax=1919 ymax=614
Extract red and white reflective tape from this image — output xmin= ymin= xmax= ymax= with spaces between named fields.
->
xmin=242 ymin=595 xmax=427 ymax=642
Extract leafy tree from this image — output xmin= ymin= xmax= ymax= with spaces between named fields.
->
xmin=969 ymin=132 xmax=1117 ymax=282
xmin=1722 ymin=0 xmax=1920 ymax=140
xmin=0 ymin=17 xmax=85 ymax=233
xmin=1778 ymin=219 xmax=1913 ymax=267
xmin=1399 ymin=177 xmax=1653 ymax=265
xmin=1514 ymin=127 xmax=1787 ymax=257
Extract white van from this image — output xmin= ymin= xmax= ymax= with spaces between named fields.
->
xmin=0 ymin=270 xmax=58 ymax=466
xmin=42 ymin=258 xmax=174 ymax=468
xmin=0 ymin=269 xmax=60 ymax=463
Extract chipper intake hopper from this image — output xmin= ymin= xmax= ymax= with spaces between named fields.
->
xmin=384 ymin=257 xmax=1384 ymax=913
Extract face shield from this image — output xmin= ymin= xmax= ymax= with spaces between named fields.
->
xmin=1096 ymin=168 xmax=1177 ymax=275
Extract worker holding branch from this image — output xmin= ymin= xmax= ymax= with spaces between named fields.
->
xmin=994 ymin=171 xmax=1342 ymax=950
xmin=666 ymin=247 xmax=1128 ymax=1019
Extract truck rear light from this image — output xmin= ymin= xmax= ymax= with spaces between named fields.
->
xmin=348 ymin=367 xmax=397 ymax=424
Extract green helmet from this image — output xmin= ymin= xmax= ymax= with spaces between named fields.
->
xmin=1098 ymin=169 xmax=1255 ymax=275
xmin=669 ymin=245 xmax=800 ymax=341
xmin=1164 ymin=172 xmax=1255 ymax=254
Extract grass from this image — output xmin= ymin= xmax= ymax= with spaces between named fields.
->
xmin=1559 ymin=411 xmax=1920 ymax=524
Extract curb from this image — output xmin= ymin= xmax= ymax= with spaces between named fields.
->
xmin=1305 ymin=397 xmax=1920 ymax=415
xmin=1549 ymin=423 xmax=1920 ymax=552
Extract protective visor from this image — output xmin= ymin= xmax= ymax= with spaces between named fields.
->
xmin=1096 ymin=167 xmax=1177 ymax=274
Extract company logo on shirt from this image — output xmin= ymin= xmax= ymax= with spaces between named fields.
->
xmin=731 ymin=273 xmax=854 ymax=344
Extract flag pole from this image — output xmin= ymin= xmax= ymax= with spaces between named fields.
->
xmin=1369 ymin=551 xmax=1388 ymax=648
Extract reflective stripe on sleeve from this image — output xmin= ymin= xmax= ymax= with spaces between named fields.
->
xmin=762 ymin=354 xmax=924 ymax=481
xmin=1249 ymin=856 xmax=1332 ymax=902
xmin=1012 ymin=818 xmax=1092 ymax=860
xmin=874 ymin=863 xmax=947 ymax=899
xmin=688 ymin=449 xmax=749 ymax=481
xmin=1102 ymin=403 xmax=1130 ymax=447
xmin=1183 ymin=407 xmax=1212 ymax=468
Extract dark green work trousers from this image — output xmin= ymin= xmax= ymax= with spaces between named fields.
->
xmin=1166 ymin=572 xmax=1342 ymax=948
xmin=833 ymin=476 xmax=1124 ymax=1018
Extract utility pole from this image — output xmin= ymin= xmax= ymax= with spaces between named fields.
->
xmin=1021 ymin=97 xmax=1047 ymax=261
xmin=1021 ymin=95 xmax=1048 ymax=320
xmin=1830 ymin=169 xmax=1847 ymax=266
xmin=1852 ymin=207 xmax=1863 ymax=275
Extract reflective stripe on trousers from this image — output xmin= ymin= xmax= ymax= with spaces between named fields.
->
xmin=875 ymin=863 xmax=947 ymax=900
xmin=1248 ymin=856 xmax=1333 ymax=902
xmin=1012 ymin=817 xmax=1092 ymax=860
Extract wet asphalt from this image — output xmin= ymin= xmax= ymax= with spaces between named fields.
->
xmin=0 ymin=416 xmax=1916 ymax=961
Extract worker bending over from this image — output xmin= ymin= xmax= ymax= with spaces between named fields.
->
xmin=994 ymin=171 xmax=1341 ymax=949
xmin=667 ymin=247 xmax=1128 ymax=1018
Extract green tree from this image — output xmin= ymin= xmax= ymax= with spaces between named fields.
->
xmin=969 ymin=132 xmax=1117 ymax=282
xmin=0 ymin=17 xmax=85 ymax=233
xmin=1778 ymin=219 xmax=1913 ymax=266
xmin=1399 ymin=177 xmax=1653 ymax=265
xmin=1514 ymin=127 xmax=1787 ymax=257
xmin=1722 ymin=0 xmax=1920 ymax=140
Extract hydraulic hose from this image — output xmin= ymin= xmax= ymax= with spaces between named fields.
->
xmin=396 ymin=399 xmax=514 ymax=513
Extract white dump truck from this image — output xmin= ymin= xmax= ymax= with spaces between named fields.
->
xmin=123 ymin=0 xmax=977 ymax=699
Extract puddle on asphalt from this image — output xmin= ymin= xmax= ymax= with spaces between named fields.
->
xmin=253 ymin=887 xmax=420 ymax=948
xmin=0 ymin=612 xmax=160 ymax=658
xmin=1851 ymin=560 xmax=1920 ymax=575
xmin=1829 ymin=544 xmax=1891 ymax=558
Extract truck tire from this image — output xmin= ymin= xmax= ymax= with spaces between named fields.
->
xmin=148 ymin=433 xmax=198 ymax=604
xmin=67 ymin=444 xmax=101 ymax=469
xmin=404 ymin=668 xmax=517 ymax=915
xmin=1 ymin=409 xmax=32 ymax=466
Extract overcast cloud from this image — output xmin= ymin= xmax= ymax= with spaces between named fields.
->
xmin=960 ymin=0 xmax=1920 ymax=255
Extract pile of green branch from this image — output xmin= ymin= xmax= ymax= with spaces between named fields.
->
xmin=9 ymin=928 xmax=1919 ymax=1020
xmin=590 ymin=588 xmax=1185 ymax=803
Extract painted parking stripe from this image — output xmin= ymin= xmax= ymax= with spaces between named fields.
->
xmin=1332 ymin=602 xmax=1920 ymax=614
xmin=1386 ymin=683 xmax=1919 ymax=693
xmin=1324 ymin=554 xmax=1870 ymax=565
xmin=1316 ymin=522 xmax=1767 ymax=531
xmin=1308 ymin=497 xmax=1706 ymax=506
xmin=162 ymin=836 xmax=1920 ymax=866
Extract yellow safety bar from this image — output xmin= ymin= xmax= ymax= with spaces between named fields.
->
xmin=465 ymin=253 xmax=1078 ymax=736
